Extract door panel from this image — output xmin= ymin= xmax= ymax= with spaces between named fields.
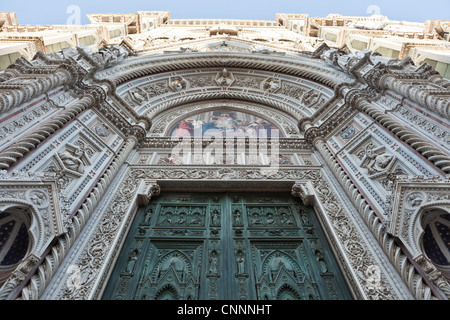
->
xmin=102 ymin=192 xmax=353 ymax=300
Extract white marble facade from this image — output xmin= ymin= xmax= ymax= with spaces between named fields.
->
xmin=0 ymin=13 xmax=449 ymax=301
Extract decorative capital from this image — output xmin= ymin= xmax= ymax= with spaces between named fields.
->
xmin=137 ymin=180 xmax=160 ymax=206
xmin=291 ymin=182 xmax=315 ymax=206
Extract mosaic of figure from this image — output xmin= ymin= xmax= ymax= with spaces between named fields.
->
xmin=170 ymin=110 xmax=280 ymax=138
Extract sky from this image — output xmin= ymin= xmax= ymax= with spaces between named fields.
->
xmin=2 ymin=0 xmax=449 ymax=25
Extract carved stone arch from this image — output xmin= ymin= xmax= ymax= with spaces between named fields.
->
xmin=0 ymin=200 xmax=42 ymax=286
xmin=0 ymin=200 xmax=46 ymax=261
xmin=154 ymin=283 xmax=180 ymax=300
xmin=412 ymin=202 xmax=450 ymax=275
xmin=97 ymin=52 xmax=351 ymax=88
xmin=261 ymin=250 xmax=301 ymax=275
xmin=126 ymin=82 xmax=311 ymax=121
xmin=276 ymin=283 xmax=301 ymax=300
xmin=407 ymin=201 xmax=450 ymax=257
xmin=150 ymin=100 xmax=299 ymax=138
xmin=152 ymin=249 xmax=193 ymax=278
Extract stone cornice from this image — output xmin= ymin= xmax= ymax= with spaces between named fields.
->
xmin=140 ymin=137 xmax=313 ymax=151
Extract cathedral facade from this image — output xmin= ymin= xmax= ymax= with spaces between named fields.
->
xmin=0 ymin=11 xmax=449 ymax=300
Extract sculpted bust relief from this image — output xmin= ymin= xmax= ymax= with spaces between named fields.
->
xmin=59 ymin=148 xmax=85 ymax=173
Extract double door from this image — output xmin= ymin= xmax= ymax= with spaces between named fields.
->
xmin=102 ymin=192 xmax=352 ymax=300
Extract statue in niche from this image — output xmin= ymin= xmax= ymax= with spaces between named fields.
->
xmin=236 ymin=253 xmax=245 ymax=274
xmin=211 ymin=210 xmax=220 ymax=226
xmin=141 ymin=208 xmax=153 ymax=225
xmin=311 ymin=241 xmax=328 ymax=273
xmin=315 ymin=250 xmax=328 ymax=273
xmin=300 ymin=210 xmax=310 ymax=225
xmin=59 ymin=147 xmax=85 ymax=173
xmin=125 ymin=249 xmax=139 ymax=274
xmin=234 ymin=210 xmax=242 ymax=226
xmin=209 ymin=252 xmax=218 ymax=274
xmin=217 ymin=68 xmax=233 ymax=86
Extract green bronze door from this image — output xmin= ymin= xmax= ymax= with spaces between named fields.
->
xmin=102 ymin=192 xmax=353 ymax=300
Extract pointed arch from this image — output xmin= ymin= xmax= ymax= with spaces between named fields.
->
xmin=154 ymin=284 xmax=180 ymax=300
xmin=276 ymin=283 xmax=301 ymax=300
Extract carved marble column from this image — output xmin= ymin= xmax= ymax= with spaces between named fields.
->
xmin=314 ymin=138 xmax=447 ymax=300
xmin=0 ymin=68 xmax=71 ymax=115
xmin=17 ymin=136 xmax=138 ymax=300
xmin=351 ymin=96 xmax=450 ymax=173
xmin=0 ymin=95 xmax=95 ymax=170
xmin=379 ymin=74 xmax=450 ymax=120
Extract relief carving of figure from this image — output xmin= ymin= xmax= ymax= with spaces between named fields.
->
xmin=266 ymin=213 xmax=275 ymax=225
xmin=217 ymin=68 xmax=233 ymax=86
xmin=59 ymin=148 xmax=85 ymax=173
xmin=280 ymin=213 xmax=293 ymax=225
xmin=189 ymin=212 xmax=201 ymax=225
xmin=406 ymin=193 xmax=423 ymax=208
xmin=315 ymin=250 xmax=328 ymax=273
xmin=300 ymin=210 xmax=310 ymax=225
xmin=263 ymin=79 xmax=280 ymax=92
xmin=130 ymin=87 xmax=149 ymax=103
xmin=302 ymin=89 xmax=319 ymax=107
xmin=364 ymin=148 xmax=393 ymax=174
xmin=170 ymin=78 xmax=187 ymax=91
xmin=251 ymin=213 xmax=263 ymax=225
xmin=141 ymin=208 xmax=153 ymax=225
xmin=176 ymin=215 xmax=187 ymax=225
xmin=29 ymin=190 xmax=47 ymax=206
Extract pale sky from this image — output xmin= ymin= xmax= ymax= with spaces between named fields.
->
xmin=3 ymin=0 xmax=449 ymax=25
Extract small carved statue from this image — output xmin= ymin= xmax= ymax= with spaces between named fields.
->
xmin=234 ymin=210 xmax=242 ymax=226
xmin=211 ymin=210 xmax=220 ymax=226
xmin=126 ymin=250 xmax=139 ymax=274
xmin=300 ymin=211 xmax=310 ymax=225
xmin=209 ymin=253 xmax=218 ymax=274
xmin=237 ymin=254 xmax=245 ymax=274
